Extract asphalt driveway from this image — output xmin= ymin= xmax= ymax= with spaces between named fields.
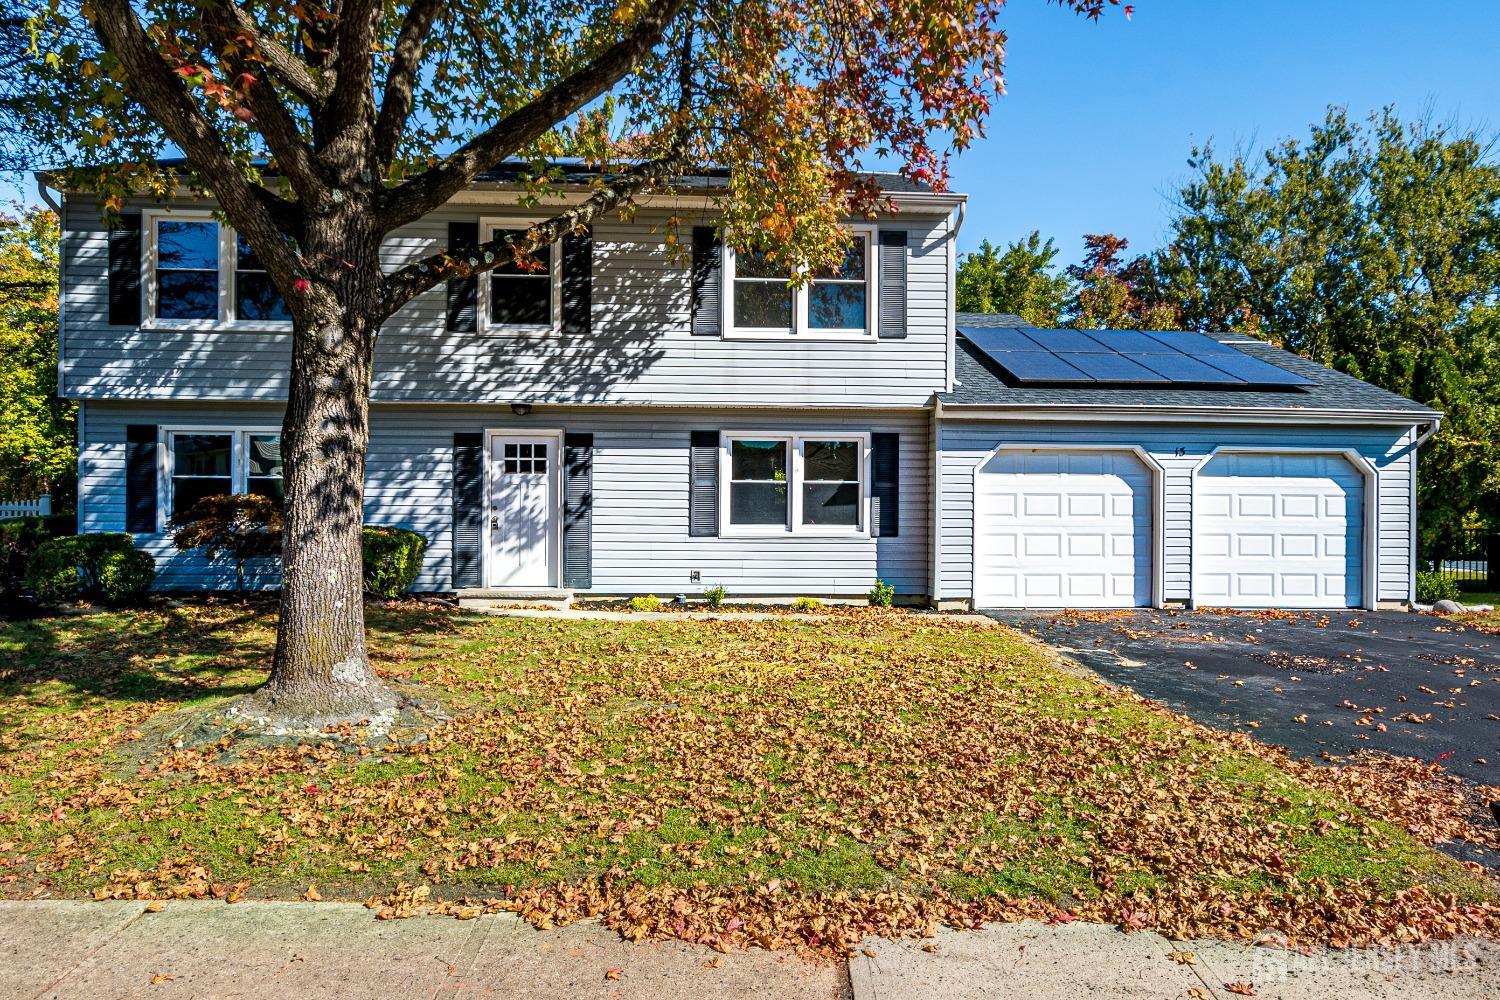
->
xmin=986 ymin=608 xmax=1499 ymax=786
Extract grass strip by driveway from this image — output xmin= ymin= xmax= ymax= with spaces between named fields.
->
xmin=0 ymin=602 xmax=1495 ymax=955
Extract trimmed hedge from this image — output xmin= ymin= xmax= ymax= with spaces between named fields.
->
xmin=25 ymin=533 xmax=156 ymax=605
xmin=361 ymin=526 xmax=428 ymax=597
xmin=1416 ymin=570 xmax=1461 ymax=606
xmin=1 ymin=513 xmax=78 ymax=598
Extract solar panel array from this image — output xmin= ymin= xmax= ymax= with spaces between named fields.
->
xmin=959 ymin=327 xmax=1314 ymax=389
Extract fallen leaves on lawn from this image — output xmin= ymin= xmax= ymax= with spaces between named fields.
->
xmin=2 ymin=605 xmax=1497 ymax=961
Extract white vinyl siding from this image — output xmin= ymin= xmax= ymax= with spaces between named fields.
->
xmin=937 ymin=419 xmax=1416 ymax=606
xmin=78 ymin=401 xmax=930 ymax=596
xmin=61 ymin=201 xmax=952 ymax=407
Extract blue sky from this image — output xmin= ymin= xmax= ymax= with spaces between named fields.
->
xmin=953 ymin=0 xmax=1500 ymax=263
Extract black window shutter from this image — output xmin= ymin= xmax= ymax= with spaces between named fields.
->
xmin=561 ymin=227 xmax=592 ymax=337
xmin=690 ymin=226 xmax=721 ymax=337
xmin=871 ymin=433 xmax=899 ymax=537
xmin=451 ymin=432 xmax=484 ymax=588
xmin=125 ymin=424 xmax=158 ymax=533
xmin=688 ymin=430 xmax=719 ymax=537
xmin=109 ymin=213 xmax=143 ymax=327
xmin=877 ymin=230 xmax=908 ymax=339
xmin=446 ymin=221 xmax=480 ymax=332
xmin=562 ymin=433 xmax=594 ymax=588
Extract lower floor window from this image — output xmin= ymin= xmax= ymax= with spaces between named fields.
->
xmin=168 ymin=429 xmax=283 ymax=519
xmin=724 ymin=434 xmax=866 ymax=533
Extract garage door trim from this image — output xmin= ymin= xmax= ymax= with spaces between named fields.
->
xmin=970 ymin=443 xmax=1166 ymax=609
xmin=1189 ymin=446 xmax=1378 ymax=611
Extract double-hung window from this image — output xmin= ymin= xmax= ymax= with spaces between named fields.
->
xmin=145 ymin=211 xmax=290 ymax=328
xmin=723 ymin=229 xmax=875 ymax=339
xmin=721 ymin=433 xmax=868 ymax=535
xmin=481 ymin=223 xmax=561 ymax=333
xmin=166 ymin=429 xmax=283 ymax=521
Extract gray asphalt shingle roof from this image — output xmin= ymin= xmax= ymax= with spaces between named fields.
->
xmin=944 ymin=312 xmax=1438 ymax=417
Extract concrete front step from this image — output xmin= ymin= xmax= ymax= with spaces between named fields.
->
xmin=456 ymin=587 xmax=572 ymax=610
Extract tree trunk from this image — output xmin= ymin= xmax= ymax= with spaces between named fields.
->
xmin=237 ymin=209 xmax=396 ymax=726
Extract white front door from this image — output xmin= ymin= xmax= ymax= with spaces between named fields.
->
xmin=974 ymin=449 xmax=1153 ymax=609
xmin=488 ymin=436 xmax=555 ymax=587
xmin=1194 ymin=453 xmax=1364 ymax=609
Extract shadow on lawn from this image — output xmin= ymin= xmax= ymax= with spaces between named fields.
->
xmin=0 ymin=598 xmax=473 ymax=707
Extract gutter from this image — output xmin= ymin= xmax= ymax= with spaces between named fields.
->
xmin=934 ymin=399 xmax=1443 ymax=427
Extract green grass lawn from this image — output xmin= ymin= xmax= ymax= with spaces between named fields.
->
xmin=0 ymin=603 xmax=1494 ymax=951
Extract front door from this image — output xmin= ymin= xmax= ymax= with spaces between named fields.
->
xmin=488 ymin=436 xmax=555 ymax=587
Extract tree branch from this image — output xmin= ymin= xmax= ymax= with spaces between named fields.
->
xmin=85 ymin=0 xmax=297 ymax=276
xmin=220 ymin=2 xmax=330 ymax=106
xmin=319 ymin=0 xmax=382 ymax=159
xmin=377 ymin=0 xmax=690 ymax=232
xmin=380 ymin=150 xmax=690 ymax=318
xmin=202 ymin=4 xmax=325 ymax=204
xmin=371 ymin=0 xmax=444 ymax=172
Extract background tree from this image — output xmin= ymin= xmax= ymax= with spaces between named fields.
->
xmin=13 ymin=0 xmax=1129 ymax=726
xmin=1153 ymin=108 xmax=1500 ymax=551
xmin=1065 ymin=232 xmax=1178 ymax=329
xmin=0 ymin=207 xmax=74 ymax=506
xmin=956 ymin=232 xmax=1072 ymax=325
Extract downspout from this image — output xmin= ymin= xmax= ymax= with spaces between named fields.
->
xmin=1409 ymin=417 xmax=1441 ymax=604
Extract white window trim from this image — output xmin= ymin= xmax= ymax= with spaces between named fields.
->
xmin=157 ymin=426 xmax=282 ymax=531
xmin=141 ymin=209 xmax=294 ymax=332
xmin=477 ymin=217 xmax=564 ymax=337
xmin=718 ymin=431 xmax=870 ymax=538
xmin=721 ymin=226 xmax=877 ymax=341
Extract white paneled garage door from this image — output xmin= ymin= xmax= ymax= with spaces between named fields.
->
xmin=1194 ymin=453 xmax=1365 ymax=609
xmin=974 ymin=450 xmax=1153 ymax=609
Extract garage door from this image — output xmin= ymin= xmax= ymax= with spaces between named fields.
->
xmin=1194 ymin=453 xmax=1364 ymax=609
xmin=974 ymin=450 xmax=1153 ymax=608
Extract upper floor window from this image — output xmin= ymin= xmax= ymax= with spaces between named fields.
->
xmin=723 ymin=229 xmax=874 ymax=339
xmin=166 ymin=428 xmax=283 ymax=521
xmin=481 ymin=224 xmax=560 ymax=334
xmin=155 ymin=220 xmax=219 ymax=321
xmin=145 ymin=211 xmax=289 ymax=329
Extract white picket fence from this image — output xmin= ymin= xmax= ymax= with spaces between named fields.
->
xmin=0 ymin=496 xmax=51 ymax=519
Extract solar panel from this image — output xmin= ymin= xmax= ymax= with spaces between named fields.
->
xmin=1079 ymin=329 xmax=1177 ymax=354
xmin=1141 ymin=330 xmax=1242 ymax=356
xmin=957 ymin=325 xmax=1314 ymax=390
xmin=1198 ymin=352 xmax=1315 ymax=387
xmin=989 ymin=351 xmax=1095 ymax=383
xmin=959 ymin=326 xmax=1046 ymax=354
xmin=1017 ymin=327 xmax=1116 ymax=353
xmin=1130 ymin=353 xmax=1246 ymax=384
xmin=1056 ymin=352 xmax=1170 ymax=383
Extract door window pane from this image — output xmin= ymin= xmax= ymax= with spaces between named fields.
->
xmin=234 ymin=236 xmax=290 ymax=321
xmin=801 ymin=439 xmax=860 ymax=526
xmin=490 ymin=230 xmax=552 ymax=325
xmin=157 ymin=220 xmax=219 ymax=320
xmin=171 ymin=433 xmax=232 ymax=518
xmin=729 ymin=439 xmax=788 ymax=526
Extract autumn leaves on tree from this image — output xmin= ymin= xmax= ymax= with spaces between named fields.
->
xmin=9 ymin=0 xmax=1129 ymax=724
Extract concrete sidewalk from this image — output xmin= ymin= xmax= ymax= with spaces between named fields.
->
xmin=2 ymin=899 xmax=1495 ymax=1000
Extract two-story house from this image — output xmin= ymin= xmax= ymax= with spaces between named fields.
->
xmin=48 ymin=166 xmax=1441 ymax=610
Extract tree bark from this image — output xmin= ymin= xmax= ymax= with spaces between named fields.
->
xmin=238 ymin=206 xmax=395 ymax=725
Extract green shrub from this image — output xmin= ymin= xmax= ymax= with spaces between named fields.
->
xmin=1416 ymin=571 xmax=1462 ymax=606
xmin=98 ymin=546 xmax=157 ymax=605
xmin=362 ymin=526 xmax=429 ymax=597
xmin=629 ymin=594 xmax=662 ymax=612
xmin=791 ymin=596 xmax=823 ymax=612
xmin=170 ymin=494 xmax=283 ymax=592
xmin=26 ymin=533 xmax=154 ymax=605
xmin=702 ymin=584 xmax=728 ymax=609
xmin=867 ymin=579 xmax=895 ymax=607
